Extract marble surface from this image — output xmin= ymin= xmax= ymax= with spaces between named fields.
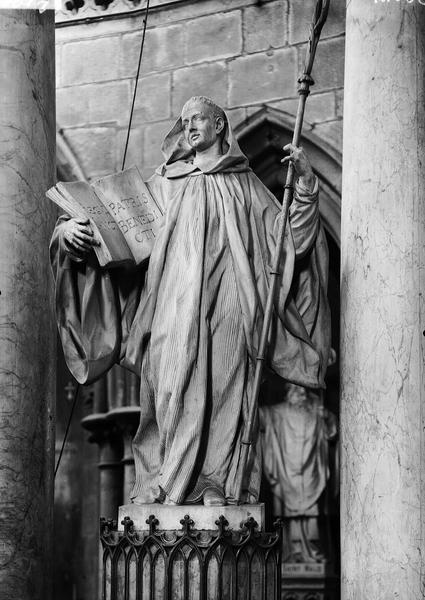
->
xmin=118 ymin=503 xmax=265 ymax=531
xmin=341 ymin=3 xmax=425 ymax=598
xmin=0 ymin=10 xmax=56 ymax=600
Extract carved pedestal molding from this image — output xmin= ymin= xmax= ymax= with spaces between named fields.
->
xmin=341 ymin=3 xmax=425 ymax=598
xmin=118 ymin=503 xmax=265 ymax=532
xmin=100 ymin=507 xmax=281 ymax=600
xmin=0 ymin=10 xmax=56 ymax=600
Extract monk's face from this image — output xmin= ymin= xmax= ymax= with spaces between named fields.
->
xmin=181 ymin=102 xmax=224 ymax=152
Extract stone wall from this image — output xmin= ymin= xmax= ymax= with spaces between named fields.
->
xmin=55 ymin=0 xmax=345 ymax=181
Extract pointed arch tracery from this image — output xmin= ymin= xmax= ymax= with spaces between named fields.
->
xmin=233 ymin=106 xmax=341 ymax=248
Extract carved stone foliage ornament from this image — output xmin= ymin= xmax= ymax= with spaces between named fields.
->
xmin=56 ymin=0 xmax=181 ymax=23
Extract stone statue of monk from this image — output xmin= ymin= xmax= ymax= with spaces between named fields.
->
xmin=50 ymin=96 xmax=331 ymax=507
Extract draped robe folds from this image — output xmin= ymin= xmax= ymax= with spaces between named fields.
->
xmin=49 ymin=117 xmax=331 ymax=505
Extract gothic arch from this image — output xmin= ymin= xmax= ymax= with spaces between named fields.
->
xmin=235 ymin=111 xmax=341 ymax=573
xmin=234 ymin=106 xmax=341 ymax=247
xmin=234 ymin=107 xmax=341 ymax=402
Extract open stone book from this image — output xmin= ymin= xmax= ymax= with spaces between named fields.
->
xmin=46 ymin=165 xmax=163 ymax=267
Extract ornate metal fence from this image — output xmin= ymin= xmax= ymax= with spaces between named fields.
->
xmin=100 ymin=514 xmax=282 ymax=600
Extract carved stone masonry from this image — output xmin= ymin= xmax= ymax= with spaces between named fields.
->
xmin=100 ymin=513 xmax=283 ymax=600
xmin=56 ymin=0 xmax=183 ymax=23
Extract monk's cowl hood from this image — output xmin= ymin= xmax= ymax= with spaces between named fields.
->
xmin=156 ymin=112 xmax=250 ymax=179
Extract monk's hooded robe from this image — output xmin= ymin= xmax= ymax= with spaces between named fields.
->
xmin=50 ymin=115 xmax=331 ymax=505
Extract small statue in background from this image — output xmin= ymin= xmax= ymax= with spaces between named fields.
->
xmin=260 ymin=381 xmax=338 ymax=563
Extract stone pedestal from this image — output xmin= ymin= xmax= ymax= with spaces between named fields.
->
xmin=101 ymin=503 xmax=281 ymax=600
xmin=341 ymin=3 xmax=425 ymax=599
xmin=0 ymin=10 xmax=56 ymax=600
xmin=118 ymin=502 xmax=265 ymax=531
xmin=282 ymin=562 xmax=339 ymax=600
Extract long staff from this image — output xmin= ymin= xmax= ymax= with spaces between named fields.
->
xmin=234 ymin=0 xmax=330 ymax=503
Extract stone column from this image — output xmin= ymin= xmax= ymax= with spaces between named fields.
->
xmin=0 ymin=10 xmax=56 ymax=600
xmin=97 ymin=425 xmax=123 ymax=519
xmin=341 ymin=3 xmax=425 ymax=599
xmin=109 ymin=406 xmax=140 ymax=502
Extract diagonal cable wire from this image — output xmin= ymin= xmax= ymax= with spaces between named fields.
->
xmin=121 ymin=0 xmax=151 ymax=171
xmin=54 ymin=382 xmax=80 ymax=479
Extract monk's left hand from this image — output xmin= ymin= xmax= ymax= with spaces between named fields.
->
xmin=281 ymin=144 xmax=315 ymax=191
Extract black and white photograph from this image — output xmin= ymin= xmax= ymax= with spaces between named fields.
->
xmin=0 ymin=1 xmax=423 ymax=599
